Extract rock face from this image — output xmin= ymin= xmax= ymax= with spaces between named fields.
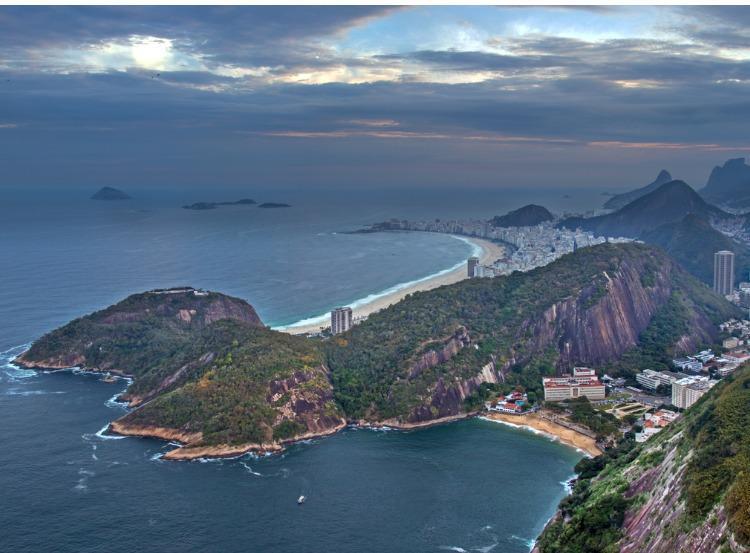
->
xmin=701 ymin=157 xmax=750 ymax=206
xmin=603 ymin=169 xmax=672 ymax=210
xmin=91 ymin=186 xmax=131 ymax=200
xmin=328 ymin=243 xmax=739 ymax=427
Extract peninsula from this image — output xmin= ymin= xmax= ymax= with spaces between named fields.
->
xmin=14 ymin=243 xmax=737 ymax=461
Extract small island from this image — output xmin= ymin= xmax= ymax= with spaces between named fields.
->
xmin=183 ymin=199 xmax=256 ymax=210
xmin=91 ymin=186 xmax=131 ymax=201
xmin=258 ymin=202 xmax=291 ymax=208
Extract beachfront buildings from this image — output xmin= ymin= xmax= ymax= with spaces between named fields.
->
xmin=672 ymin=376 xmax=716 ymax=409
xmin=330 ymin=307 xmax=353 ymax=335
xmin=635 ymin=369 xmax=681 ymax=392
xmin=714 ymin=250 xmax=735 ymax=296
xmin=467 ymin=256 xmax=479 ymax=277
xmin=543 ymin=367 xmax=606 ymax=401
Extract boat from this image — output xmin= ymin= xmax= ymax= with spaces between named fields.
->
xmin=297 ymin=495 xmax=306 ymax=505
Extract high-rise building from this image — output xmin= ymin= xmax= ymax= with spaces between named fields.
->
xmin=330 ymin=307 xmax=353 ymax=335
xmin=671 ymin=376 xmax=715 ymax=409
xmin=467 ymin=256 xmax=479 ymax=277
xmin=714 ymin=250 xmax=735 ymax=296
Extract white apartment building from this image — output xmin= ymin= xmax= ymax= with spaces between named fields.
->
xmin=635 ymin=369 xmax=681 ymax=392
xmin=672 ymin=376 xmax=716 ymax=409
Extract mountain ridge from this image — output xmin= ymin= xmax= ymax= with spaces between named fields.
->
xmin=603 ymin=169 xmax=673 ymax=210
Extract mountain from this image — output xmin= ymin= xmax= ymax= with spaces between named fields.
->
xmin=560 ymin=180 xmax=729 ymax=238
xmin=325 ymin=243 xmax=738 ymax=425
xmin=701 ymin=157 xmax=750 ymax=206
xmin=535 ymin=363 xmax=750 ymax=553
xmin=15 ymin=287 xmax=345 ymax=459
xmin=91 ymin=186 xmax=131 ymax=200
xmin=603 ymin=170 xmax=672 ymax=210
xmin=642 ymin=213 xmax=750 ymax=285
xmin=491 ymin=204 xmax=554 ymax=227
xmin=15 ymin=244 xmax=739 ymax=457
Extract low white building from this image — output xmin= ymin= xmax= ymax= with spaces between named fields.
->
xmin=635 ymin=369 xmax=680 ymax=392
xmin=543 ymin=367 xmax=605 ymax=401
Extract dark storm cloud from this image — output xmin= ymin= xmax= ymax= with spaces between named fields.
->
xmin=1 ymin=5 xmax=750 ymax=190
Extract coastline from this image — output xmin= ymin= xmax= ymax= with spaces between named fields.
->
xmin=109 ymin=419 xmax=348 ymax=461
xmin=276 ymin=235 xmax=505 ymax=335
xmin=481 ymin=411 xmax=602 ymax=457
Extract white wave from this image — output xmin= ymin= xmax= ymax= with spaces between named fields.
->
xmin=241 ymin=461 xmax=262 ymax=476
xmin=92 ymin=453 xmax=98 ymax=461
xmin=439 ymin=547 xmax=467 ymax=553
xmin=150 ymin=452 xmax=165 ymax=462
xmin=3 ymin=389 xmax=66 ymax=396
xmin=273 ymin=234 xmax=483 ymax=331
xmin=104 ymin=391 xmax=129 ymax=410
xmin=510 ymin=535 xmax=536 ymax=551
xmin=1 ymin=344 xmax=37 ymax=382
xmin=74 ymin=468 xmax=95 ymax=492
xmin=94 ymin=423 xmax=126 ymax=440
xmin=472 ymin=544 xmax=498 ymax=553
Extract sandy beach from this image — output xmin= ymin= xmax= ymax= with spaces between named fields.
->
xmin=278 ymin=235 xmax=506 ymax=335
xmin=483 ymin=411 xmax=602 ymax=457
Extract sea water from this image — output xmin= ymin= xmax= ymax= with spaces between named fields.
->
xmin=0 ymin=185 xmax=595 ymax=552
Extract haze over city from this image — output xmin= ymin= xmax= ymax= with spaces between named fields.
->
xmin=2 ymin=5 xmax=750 ymax=190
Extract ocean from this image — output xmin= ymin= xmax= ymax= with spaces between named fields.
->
xmin=0 ymin=185 xmax=600 ymax=553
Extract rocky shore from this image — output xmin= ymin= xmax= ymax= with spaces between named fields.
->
xmin=109 ymin=418 xmax=348 ymax=460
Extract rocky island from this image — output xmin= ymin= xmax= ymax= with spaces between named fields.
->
xmin=258 ymin=202 xmax=291 ymax=208
xmin=183 ymin=199 xmax=256 ymax=210
xmin=15 ymin=243 xmax=738 ymax=461
xmin=91 ymin=186 xmax=131 ymax=200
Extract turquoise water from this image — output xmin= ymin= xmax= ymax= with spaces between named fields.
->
xmin=0 ymin=187 xmax=592 ymax=552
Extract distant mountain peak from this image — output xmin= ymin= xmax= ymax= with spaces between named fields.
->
xmin=563 ymin=179 xmax=728 ymax=239
xmin=602 ymin=169 xmax=674 ymax=210
xmin=656 ymin=169 xmax=672 ymax=182
xmin=491 ymin=204 xmax=553 ymax=228
xmin=701 ymin=157 xmax=750 ymax=205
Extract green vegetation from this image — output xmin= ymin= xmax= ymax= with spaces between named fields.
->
xmin=565 ymin=397 xmax=620 ymax=439
xmin=19 ymin=243 xmax=738 ymax=453
xmin=643 ymin=213 xmax=750 ymax=286
xmin=683 ymin=368 xmax=750 ymax=542
xmin=537 ymin=364 xmax=750 ymax=552
xmin=537 ymin=436 xmax=638 ymax=553
xmin=327 ymin=245 xmax=643 ymax=420
xmin=490 ymin=204 xmax=553 ymax=227
xmin=327 ymin=243 xmax=734 ymax=422
xmin=124 ymin=321 xmax=339 ymax=446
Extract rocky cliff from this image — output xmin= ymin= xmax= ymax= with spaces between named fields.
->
xmin=327 ymin=243 xmax=739 ymax=425
xmin=15 ymin=288 xmax=345 ymax=458
xmin=536 ymin=364 xmax=750 ymax=553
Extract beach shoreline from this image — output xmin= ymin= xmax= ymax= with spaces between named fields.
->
xmin=481 ymin=411 xmax=602 ymax=457
xmin=276 ymin=234 xmax=505 ymax=335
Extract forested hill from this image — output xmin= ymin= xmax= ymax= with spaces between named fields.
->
xmin=536 ymin=363 xmax=750 ymax=553
xmin=14 ymin=244 xmax=740 ymax=456
xmin=325 ymin=242 xmax=739 ymax=424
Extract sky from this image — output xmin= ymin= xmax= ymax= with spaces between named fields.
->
xmin=2 ymin=5 xmax=750 ymax=191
